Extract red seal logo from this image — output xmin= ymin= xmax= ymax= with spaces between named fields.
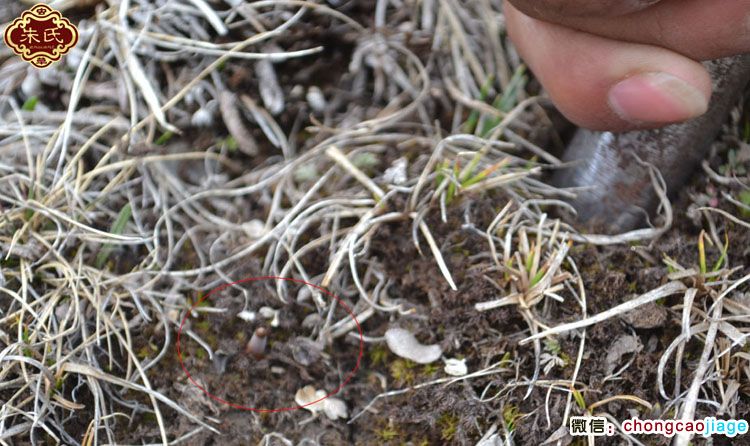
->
xmin=4 ymin=4 xmax=79 ymax=69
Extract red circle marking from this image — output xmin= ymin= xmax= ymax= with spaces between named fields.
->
xmin=176 ymin=276 xmax=364 ymax=412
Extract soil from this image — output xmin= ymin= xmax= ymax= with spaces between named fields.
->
xmin=113 ymin=163 xmax=750 ymax=445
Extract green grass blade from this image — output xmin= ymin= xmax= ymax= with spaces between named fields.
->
xmin=462 ymin=75 xmax=495 ymax=134
xmin=95 ymin=203 xmax=133 ymax=269
xmin=22 ymin=96 xmax=39 ymax=111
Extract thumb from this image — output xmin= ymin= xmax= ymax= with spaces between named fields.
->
xmin=505 ymin=0 xmax=712 ymax=131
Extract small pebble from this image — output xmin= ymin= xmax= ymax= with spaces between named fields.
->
xmin=191 ymin=108 xmax=213 ymax=127
xmin=621 ymin=302 xmax=667 ymax=329
xmin=443 ymin=358 xmax=468 ymax=376
xmin=237 ymin=310 xmax=256 ymax=322
xmin=291 ymin=336 xmax=323 ymax=366
xmin=306 ymin=86 xmax=327 ymax=113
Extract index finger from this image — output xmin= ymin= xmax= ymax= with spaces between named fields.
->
xmin=507 ymin=0 xmax=661 ymax=19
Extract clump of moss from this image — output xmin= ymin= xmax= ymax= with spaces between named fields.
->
xmin=370 ymin=344 xmax=389 ymax=366
xmin=375 ymin=421 xmax=400 ymax=442
xmin=194 ymin=319 xmax=211 ymax=333
xmin=195 ymin=348 xmax=206 ymax=360
xmin=438 ymin=413 xmax=459 ymax=441
xmin=234 ymin=330 xmax=246 ymax=343
xmin=421 ymin=363 xmax=440 ymax=377
xmin=389 ymin=359 xmax=417 ymax=386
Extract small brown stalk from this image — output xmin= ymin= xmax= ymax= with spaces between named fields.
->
xmin=245 ymin=327 xmax=268 ymax=360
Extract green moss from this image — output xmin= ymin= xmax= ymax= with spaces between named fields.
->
xmin=627 ymin=281 xmax=638 ymax=293
xmin=438 ymin=413 xmax=459 ymax=441
xmin=376 ymin=423 xmax=400 ymax=441
xmin=137 ymin=345 xmax=151 ymax=359
xmin=421 ymin=363 xmax=440 ymax=376
xmin=194 ymin=320 xmax=211 ymax=333
xmin=389 ymin=359 xmax=417 ymax=386
xmin=142 ymin=412 xmax=158 ymax=423
xmin=234 ymin=330 xmax=246 ymax=343
xmin=369 ymin=344 xmax=389 ymax=366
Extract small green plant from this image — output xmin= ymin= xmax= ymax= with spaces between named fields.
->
xmin=698 ymin=230 xmax=707 ymax=275
xmin=223 ymin=135 xmax=239 ymax=152
xmin=24 ymin=186 xmax=36 ymax=221
xmin=543 ymin=338 xmax=561 ymax=356
xmin=22 ymin=96 xmax=39 ymax=111
xmin=663 ymin=231 xmax=730 ymax=284
xmin=435 ymin=156 xmax=508 ymax=204
xmin=441 ymin=67 xmax=528 ymax=206
xmin=500 ymin=351 xmax=513 ymax=364
xmin=572 ymin=387 xmax=586 ymax=410
xmin=712 ymin=234 xmax=729 ymax=273
xmin=462 ymin=65 xmax=528 ymax=137
xmin=737 ymin=190 xmax=750 ymax=218
xmin=541 ymin=338 xmax=568 ymax=373
xmin=155 ymin=131 xmax=174 ymax=145
xmin=502 ymin=405 xmax=521 ymax=432
xmin=478 ymin=66 xmax=527 ymax=136
xmin=697 ymin=230 xmax=730 ymax=276
xmin=463 ymin=75 xmax=494 ymax=134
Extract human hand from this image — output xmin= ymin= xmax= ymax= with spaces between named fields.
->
xmin=504 ymin=0 xmax=750 ymax=131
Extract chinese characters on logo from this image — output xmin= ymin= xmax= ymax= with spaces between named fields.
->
xmin=3 ymin=4 xmax=79 ymax=68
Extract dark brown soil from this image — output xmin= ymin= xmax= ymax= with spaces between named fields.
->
xmin=110 ymin=155 xmax=750 ymax=445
